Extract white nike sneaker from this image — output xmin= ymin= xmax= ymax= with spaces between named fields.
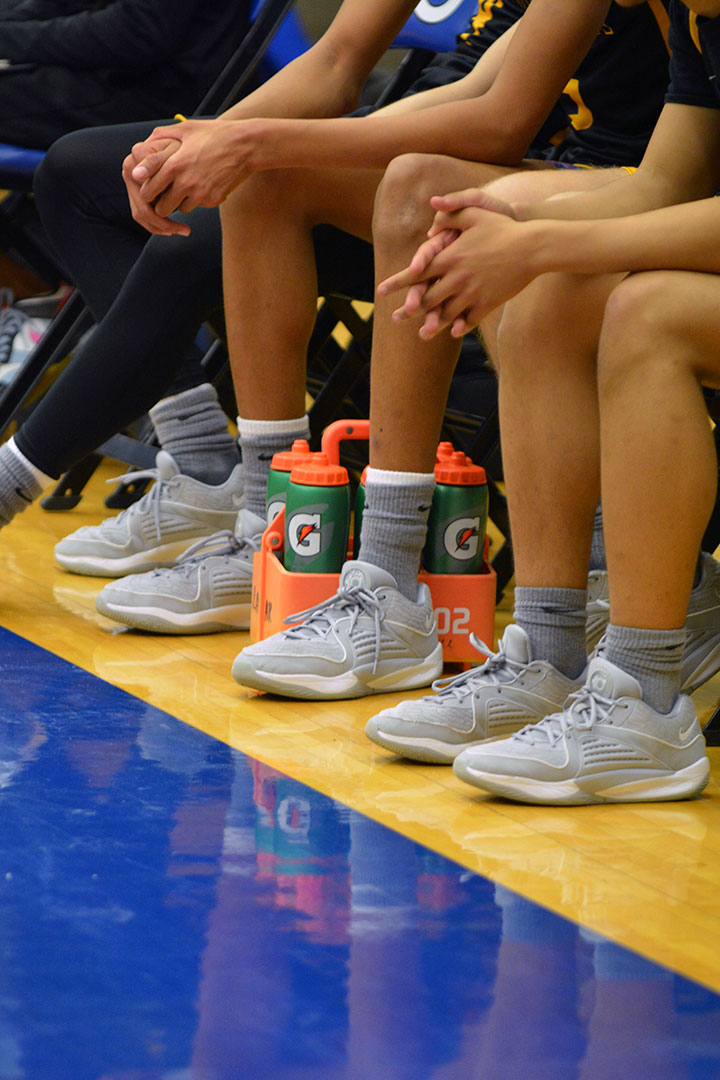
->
xmin=231 ymin=560 xmax=443 ymax=700
xmin=364 ymin=624 xmax=583 ymax=763
xmin=453 ymin=656 xmax=710 ymax=805
xmin=94 ymin=508 xmax=264 ymax=633
xmin=55 ymin=450 xmax=245 ymax=576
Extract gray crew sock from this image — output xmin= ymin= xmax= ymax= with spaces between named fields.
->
xmin=604 ymin=622 xmax=685 ymax=714
xmin=237 ymin=414 xmax=311 ymax=519
xmin=358 ymin=467 xmax=435 ymax=601
xmin=590 ymin=505 xmax=606 ymax=571
xmin=514 ymin=586 xmax=588 ymax=680
xmin=149 ymin=384 xmax=240 ymax=486
xmin=0 ymin=439 xmax=47 ymax=528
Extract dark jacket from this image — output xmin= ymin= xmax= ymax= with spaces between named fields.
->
xmin=0 ymin=0 xmax=251 ymax=110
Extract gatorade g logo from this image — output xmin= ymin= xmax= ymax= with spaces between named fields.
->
xmin=443 ymin=516 xmax=480 ymax=561
xmin=288 ymin=512 xmax=322 ymax=557
xmin=267 ymin=498 xmax=284 ymax=524
xmin=414 ymin=0 xmax=466 ymax=24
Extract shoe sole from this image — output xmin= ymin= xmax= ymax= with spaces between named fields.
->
xmin=364 ymin=718 xmax=471 ymax=764
xmin=95 ymin=597 xmax=251 ymax=634
xmin=453 ymin=755 xmax=710 ymax=805
xmin=55 ymin=535 xmax=215 ymax=577
xmin=231 ymin=644 xmax=444 ymax=701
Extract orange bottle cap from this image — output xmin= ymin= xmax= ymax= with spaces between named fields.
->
xmin=436 ymin=441 xmax=455 ymax=460
xmin=270 ymin=439 xmax=313 ymax=472
xmin=434 ymin=451 xmax=487 ymax=485
xmin=290 ymin=453 xmax=349 ymax=486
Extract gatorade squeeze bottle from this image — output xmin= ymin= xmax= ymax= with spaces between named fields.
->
xmin=284 ymin=453 xmax=350 ymax=572
xmin=352 ymin=467 xmax=367 ymax=560
xmin=266 ymin=440 xmax=314 ymax=525
xmin=423 ymin=452 xmax=488 ymax=574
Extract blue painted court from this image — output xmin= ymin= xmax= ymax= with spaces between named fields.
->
xmin=1 ymin=626 xmax=719 ymax=1079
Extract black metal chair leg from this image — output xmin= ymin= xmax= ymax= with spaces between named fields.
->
xmin=41 ymin=453 xmax=103 ymax=511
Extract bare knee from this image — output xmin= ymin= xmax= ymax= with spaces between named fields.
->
xmin=220 ymin=168 xmax=310 ymax=230
xmin=496 ymin=273 xmax=577 ymax=373
xmin=373 ymin=153 xmax=453 ymax=250
xmin=599 ymin=272 xmax=683 ymax=394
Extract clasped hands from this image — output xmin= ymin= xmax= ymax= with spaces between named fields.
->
xmin=121 ymin=117 xmax=258 ymax=236
xmin=378 ymin=188 xmax=539 ymax=339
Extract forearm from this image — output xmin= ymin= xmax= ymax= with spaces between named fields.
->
xmin=527 ymin=197 xmax=720 ymax=278
xmin=520 ymin=104 xmax=720 ymax=222
xmin=220 ymin=47 xmax=367 ymax=124
xmin=220 ymin=16 xmax=505 ymax=127
xmin=372 ymin=22 xmax=515 ymax=119
xmin=237 ymin=97 xmax=542 ymax=175
xmin=220 ymin=0 xmax=417 ymax=124
xmin=518 ymin=169 xmax=678 ymax=223
xmin=222 ymin=0 xmax=614 ymax=173
xmin=372 ymin=78 xmax=486 ymax=120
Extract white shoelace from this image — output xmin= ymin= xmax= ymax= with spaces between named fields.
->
xmin=512 ymin=685 xmax=621 ymax=746
xmin=284 ymin=585 xmax=385 ymax=672
xmin=149 ymin=529 xmax=261 ymax=578
xmin=105 ymin=465 xmax=180 ymax=542
xmin=427 ymin=633 xmax=532 ymax=702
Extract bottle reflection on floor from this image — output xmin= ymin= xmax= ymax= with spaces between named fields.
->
xmin=0 ymin=629 xmax=719 ymax=1078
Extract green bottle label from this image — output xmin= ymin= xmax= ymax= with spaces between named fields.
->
xmin=266 ymin=467 xmax=289 ymax=525
xmin=423 ymin=483 xmax=488 ymax=574
xmin=284 ymin=486 xmax=350 ymax=572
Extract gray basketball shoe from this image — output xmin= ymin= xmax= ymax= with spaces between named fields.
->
xmin=681 ymin=551 xmax=720 ymax=692
xmin=55 ymin=450 xmax=245 ymax=576
xmin=364 ymin=624 xmax=583 ymax=763
xmin=453 ymin=656 xmax=710 ymax=805
xmin=94 ymin=508 xmax=265 ymax=633
xmin=231 ymin=560 xmax=443 ymax=700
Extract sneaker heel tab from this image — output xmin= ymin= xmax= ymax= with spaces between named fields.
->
xmin=501 ymin=623 xmax=532 ymax=664
xmin=155 ymin=449 xmax=181 ymax=479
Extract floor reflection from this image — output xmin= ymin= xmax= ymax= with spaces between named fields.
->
xmin=0 ymin=627 xmax=718 ymax=1079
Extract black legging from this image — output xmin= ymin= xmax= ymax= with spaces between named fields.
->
xmin=21 ymin=121 xmax=224 ymax=478
xmin=20 ymin=121 xmax=375 ymax=479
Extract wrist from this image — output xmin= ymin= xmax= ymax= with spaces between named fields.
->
xmin=237 ymin=116 xmax=301 ymax=170
xmin=523 ymin=219 xmax=566 ymax=277
xmin=224 ymin=116 xmax=271 ymax=170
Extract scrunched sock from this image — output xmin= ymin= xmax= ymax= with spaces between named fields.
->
xmin=0 ymin=437 xmax=51 ymax=529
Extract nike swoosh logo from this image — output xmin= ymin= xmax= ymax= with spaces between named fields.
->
xmin=14 ymin=486 xmax=31 ymax=504
xmin=679 ymin=722 xmax=698 ymax=741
